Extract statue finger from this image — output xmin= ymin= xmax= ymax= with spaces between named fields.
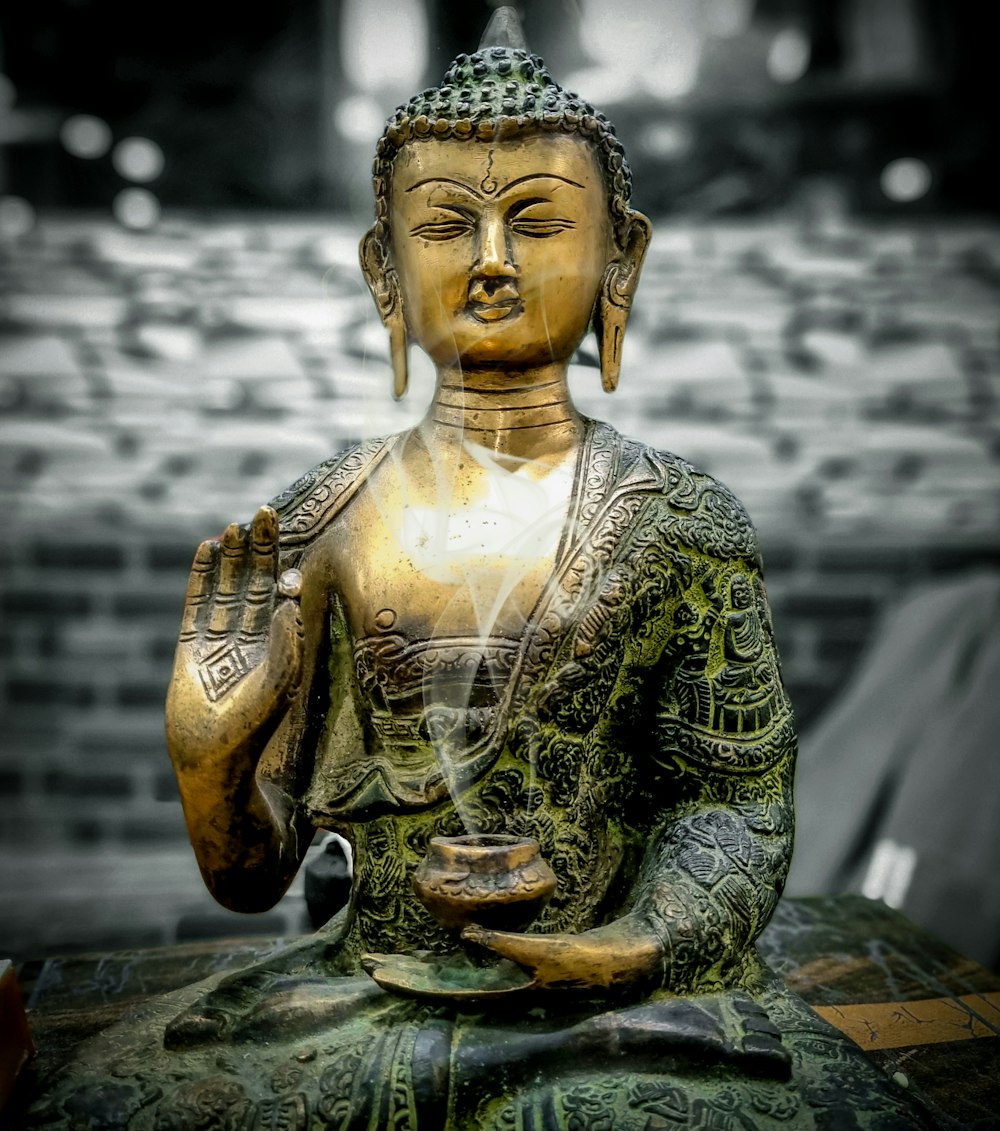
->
xmin=180 ymin=539 xmax=219 ymax=639
xmin=461 ymin=926 xmax=551 ymax=970
xmin=207 ymin=522 xmax=249 ymax=635
xmin=241 ymin=506 xmax=281 ymax=637
xmin=248 ymin=505 xmax=280 ymax=588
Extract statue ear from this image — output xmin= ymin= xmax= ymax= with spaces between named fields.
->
xmin=360 ymin=228 xmax=409 ymax=400
xmin=594 ymin=211 xmax=651 ymax=393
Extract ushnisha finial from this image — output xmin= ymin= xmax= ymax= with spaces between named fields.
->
xmin=479 ymin=5 xmax=528 ymax=52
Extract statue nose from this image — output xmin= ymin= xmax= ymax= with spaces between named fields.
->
xmin=472 ymin=215 xmax=517 ymax=280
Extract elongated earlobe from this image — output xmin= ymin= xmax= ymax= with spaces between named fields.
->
xmin=360 ymin=228 xmax=409 ymax=400
xmin=594 ymin=211 xmax=651 ymax=394
xmin=387 ymin=309 xmax=409 ymax=400
xmin=596 ymin=274 xmax=627 ymax=394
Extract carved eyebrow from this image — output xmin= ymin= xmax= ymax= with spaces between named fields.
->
xmin=495 ymin=173 xmax=586 ymax=196
xmin=405 ymin=177 xmax=479 ymax=196
xmin=404 ymin=173 xmax=586 ymax=198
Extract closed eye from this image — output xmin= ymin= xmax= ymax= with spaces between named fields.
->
xmin=410 ymin=218 xmax=474 ymax=240
xmin=510 ymin=217 xmax=576 ymax=238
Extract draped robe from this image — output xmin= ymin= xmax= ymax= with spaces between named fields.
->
xmin=28 ymin=422 xmax=928 ymax=1131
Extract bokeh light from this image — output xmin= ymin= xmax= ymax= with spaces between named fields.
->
xmin=341 ymin=0 xmax=427 ymax=92
xmin=580 ymin=0 xmax=704 ymax=102
xmin=645 ymin=48 xmax=702 ymax=100
xmin=0 ymin=196 xmax=35 ymax=239
xmin=767 ymin=28 xmax=811 ymax=84
xmin=640 ymin=121 xmax=694 ymax=160
xmin=112 ymin=137 xmax=165 ymax=183
xmin=582 ymin=0 xmax=693 ymax=68
xmin=880 ymin=157 xmax=932 ymax=203
xmin=60 ymin=114 xmax=113 ymax=159
xmin=704 ymin=0 xmax=755 ymax=38
xmin=113 ymin=187 xmax=161 ymax=229
xmin=334 ymin=93 xmax=386 ymax=146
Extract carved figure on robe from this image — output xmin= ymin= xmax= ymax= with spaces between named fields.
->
xmin=28 ymin=11 xmax=930 ymax=1130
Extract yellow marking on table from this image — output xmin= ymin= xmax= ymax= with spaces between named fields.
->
xmin=814 ymin=991 xmax=1000 ymax=1050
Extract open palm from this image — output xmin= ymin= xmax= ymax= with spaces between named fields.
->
xmin=166 ymin=504 xmax=304 ymax=771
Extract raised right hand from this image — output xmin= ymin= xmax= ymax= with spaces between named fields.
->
xmin=166 ymin=504 xmax=304 ymax=773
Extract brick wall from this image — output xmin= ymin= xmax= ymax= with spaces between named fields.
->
xmin=1 ymin=214 xmax=997 ymax=956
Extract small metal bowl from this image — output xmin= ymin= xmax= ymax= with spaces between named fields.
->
xmin=412 ymin=834 xmax=557 ymax=931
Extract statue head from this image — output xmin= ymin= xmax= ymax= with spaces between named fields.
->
xmin=360 ymin=13 xmax=651 ymax=398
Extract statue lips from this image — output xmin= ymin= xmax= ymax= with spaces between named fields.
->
xmin=466 ymin=279 xmax=521 ymax=323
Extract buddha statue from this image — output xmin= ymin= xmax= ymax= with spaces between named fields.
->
xmin=28 ymin=11 xmax=929 ymax=1130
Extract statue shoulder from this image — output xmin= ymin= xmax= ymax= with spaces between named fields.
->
xmin=270 ymin=433 xmax=397 ymax=549
xmin=622 ymin=435 xmax=761 ymax=567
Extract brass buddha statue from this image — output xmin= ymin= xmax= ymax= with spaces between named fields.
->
xmin=28 ymin=11 xmax=928 ymax=1130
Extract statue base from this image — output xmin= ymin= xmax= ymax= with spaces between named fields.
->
xmin=9 ymin=897 xmax=999 ymax=1129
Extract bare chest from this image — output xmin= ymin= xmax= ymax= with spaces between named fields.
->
xmin=325 ymin=455 xmax=575 ymax=647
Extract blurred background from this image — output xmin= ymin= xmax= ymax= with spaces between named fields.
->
xmin=1 ymin=0 xmax=998 ymax=970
